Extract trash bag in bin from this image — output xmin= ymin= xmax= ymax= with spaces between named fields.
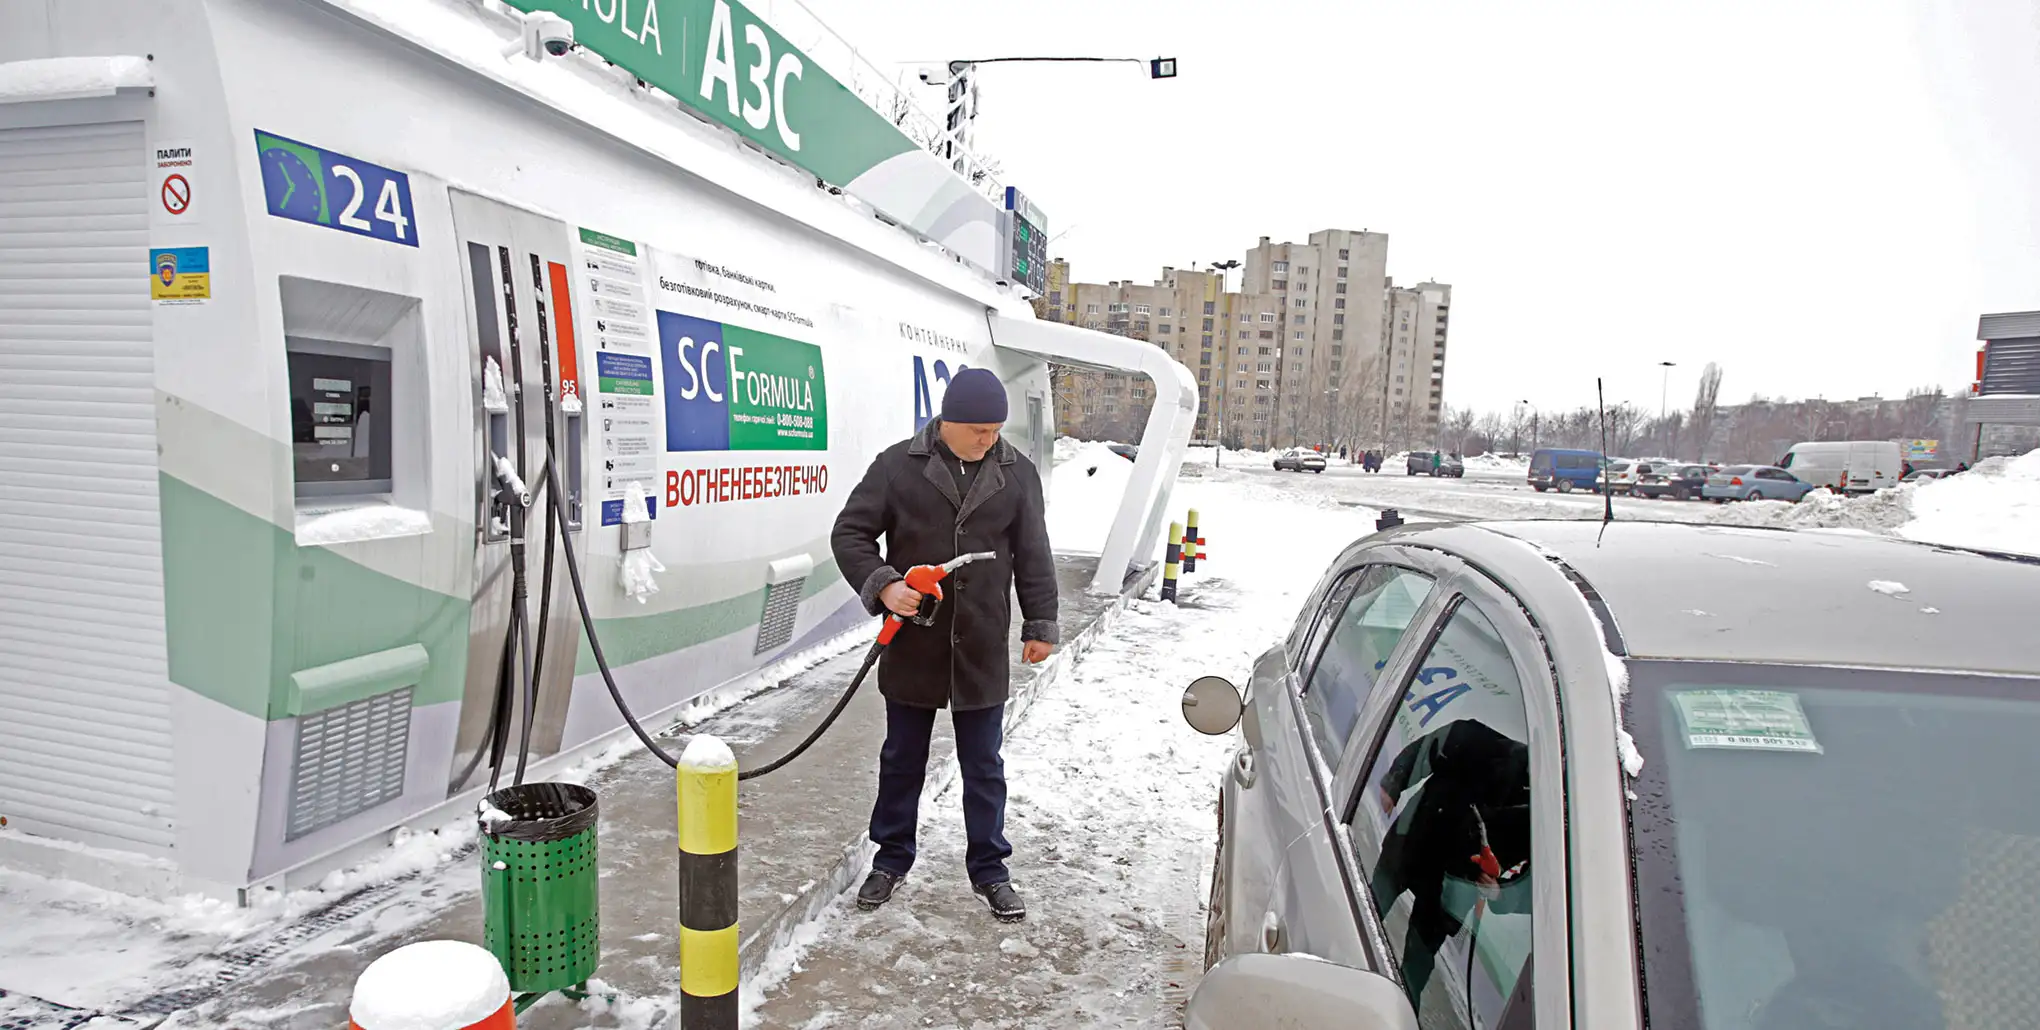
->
xmin=479 ymin=782 xmax=600 ymax=993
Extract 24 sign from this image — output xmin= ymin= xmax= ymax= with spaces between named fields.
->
xmin=254 ymin=130 xmax=418 ymax=247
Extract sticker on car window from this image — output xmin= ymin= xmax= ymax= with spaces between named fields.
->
xmin=1671 ymin=689 xmax=1823 ymax=754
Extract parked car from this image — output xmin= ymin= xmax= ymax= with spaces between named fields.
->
xmin=1901 ymin=467 xmax=1947 ymax=483
xmin=1274 ymin=448 xmax=1328 ymax=473
xmin=1180 ymin=519 xmax=2039 ymax=1029
xmin=1404 ymin=451 xmax=1464 ymax=478
xmin=1702 ymin=464 xmax=1815 ymax=502
xmin=1596 ymin=460 xmax=1642 ymax=495
xmin=1778 ymin=440 xmax=1903 ymax=494
xmin=1527 ymin=448 xmax=1602 ymax=493
xmin=1632 ymin=463 xmax=1712 ymax=500
xmin=1106 ymin=443 xmax=1138 ymax=462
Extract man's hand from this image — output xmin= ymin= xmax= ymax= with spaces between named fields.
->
xmin=1022 ymin=640 xmax=1055 ymax=664
xmin=879 ymin=580 xmax=923 ymax=618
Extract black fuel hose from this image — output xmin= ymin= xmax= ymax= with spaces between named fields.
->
xmin=540 ymin=450 xmax=874 ymax=779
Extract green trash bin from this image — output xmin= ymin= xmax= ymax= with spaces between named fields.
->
xmin=480 ymin=782 xmax=601 ymax=995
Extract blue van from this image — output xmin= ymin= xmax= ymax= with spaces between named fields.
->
xmin=1528 ymin=448 xmax=1603 ymax=492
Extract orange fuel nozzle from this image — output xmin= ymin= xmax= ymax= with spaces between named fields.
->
xmin=877 ymin=551 xmax=997 ymax=645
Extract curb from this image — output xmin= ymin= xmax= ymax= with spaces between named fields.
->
xmin=735 ymin=562 xmax=1163 ymax=978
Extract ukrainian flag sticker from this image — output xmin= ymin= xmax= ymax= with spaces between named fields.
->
xmin=149 ymin=246 xmax=210 ymax=304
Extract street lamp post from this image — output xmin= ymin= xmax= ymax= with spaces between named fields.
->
xmin=1658 ymin=360 xmax=1676 ymax=456
xmin=1520 ymin=399 xmax=1539 ymax=453
xmin=934 ymin=56 xmax=1176 ymax=175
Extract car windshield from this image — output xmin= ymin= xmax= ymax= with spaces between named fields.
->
xmin=1609 ymin=462 xmax=1632 ymax=473
xmin=1625 ymin=660 xmax=2040 ymax=1030
xmin=1718 ymin=466 xmax=1754 ymax=476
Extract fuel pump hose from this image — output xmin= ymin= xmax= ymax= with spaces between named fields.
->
xmin=540 ymin=451 xmax=877 ymax=780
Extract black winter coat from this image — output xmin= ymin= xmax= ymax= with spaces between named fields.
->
xmin=830 ymin=420 xmax=1060 ymax=710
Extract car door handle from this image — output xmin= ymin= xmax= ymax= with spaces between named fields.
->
xmin=1231 ymin=747 xmax=1257 ymax=789
xmin=1261 ymin=910 xmax=1285 ymax=953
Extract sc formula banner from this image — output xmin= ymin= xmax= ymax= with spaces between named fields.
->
xmin=648 ymin=247 xmax=838 ymax=532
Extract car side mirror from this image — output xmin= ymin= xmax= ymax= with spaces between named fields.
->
xmin=1181 ymin=675 xmax=1244 ymax=735
xmin=1185 ymin=953 xmax=1418 ymax=1030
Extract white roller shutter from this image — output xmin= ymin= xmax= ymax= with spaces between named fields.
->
xmin=0 ymin=120 xmax=177 ymax=855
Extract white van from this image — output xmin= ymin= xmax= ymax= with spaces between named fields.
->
xmin=1779 ymin=441 xmax=1904 ymax=493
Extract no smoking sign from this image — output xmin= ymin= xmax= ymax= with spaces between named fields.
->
xmin=161 ymin=174 xmax=191 ymax=215
xmin=151 ymin=139 xmax=199 ymax=224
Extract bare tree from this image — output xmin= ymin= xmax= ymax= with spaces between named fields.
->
xmin=1446 ymin=406 xmax=1477 ymax=455
xmin=1689 ymin=362 xmax=1725 ymax=461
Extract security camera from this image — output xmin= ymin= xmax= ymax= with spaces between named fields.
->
xmin=505 ymin=12 xmax=574 ymax=61
xmin=915 ymin=67 xmax=944 ymax=86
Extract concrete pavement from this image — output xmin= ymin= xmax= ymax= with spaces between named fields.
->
xmin=154 ymin=554 xmax=1153 ymax=1029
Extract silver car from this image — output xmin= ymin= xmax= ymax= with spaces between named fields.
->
xmin=1702 ymin=464 xmax=1815 ymax=503
xmin=1181 ymin=520 xmax=2040 ymax=1029
xmin=1275 ymin=448 xmax=1329 ymax=473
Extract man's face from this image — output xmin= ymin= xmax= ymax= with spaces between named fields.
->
xmin=940 ymin=420 xmax=1003 ymax=462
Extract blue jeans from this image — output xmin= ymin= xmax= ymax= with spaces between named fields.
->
xmin=869 ymin=701 xmax=1011 ymax=887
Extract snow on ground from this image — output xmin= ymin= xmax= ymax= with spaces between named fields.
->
xmin=744 ymin=475 xmax=1374 ymax=1029
xmin=1464 ymin=452 xmax=1529 ymax=471
xmin=1895 ymin=451 xmax=2040 ymax=554
xmin=0 ymin=629 xmax=874 ymax=1023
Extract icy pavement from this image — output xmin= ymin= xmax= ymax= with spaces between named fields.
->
xmin=744 ymin=475 xmax=1372 ymax=1029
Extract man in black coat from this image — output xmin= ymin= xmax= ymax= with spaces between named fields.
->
xmin=830 ymin=367 xmax=1059 ymax=922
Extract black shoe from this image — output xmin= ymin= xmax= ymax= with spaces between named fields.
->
xmin=974 ymin=881 xmax=1026 ymax=922
xmin=857 ymin=870 xmax=902 ymax=911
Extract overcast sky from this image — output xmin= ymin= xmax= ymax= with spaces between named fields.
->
xmin=805 ymin=0 xmax=2039 ymax=417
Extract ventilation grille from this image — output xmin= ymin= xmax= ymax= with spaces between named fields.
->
xmin=754 ymin=577 xmax=805 ymax=654
xmin=287 ymin=687 xmax=412 ymax=840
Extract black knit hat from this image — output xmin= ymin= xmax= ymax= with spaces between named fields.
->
xmin=940 ymin=367 xmax=1008 ymax=424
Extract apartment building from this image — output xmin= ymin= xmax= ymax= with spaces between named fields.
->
xmin=1042 ymin=260 xmax=1228 ymax=444
xmin=1382 ymin=279 xmax=1451 ymax=447
xmin=1242 ymin=230 xmax=1394 ymax=448
xmin=1047 ymin=231 xmax=1451 ymax=452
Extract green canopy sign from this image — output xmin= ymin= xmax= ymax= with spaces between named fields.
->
xmin=507 ymin=0 xmax=1003 ymax=274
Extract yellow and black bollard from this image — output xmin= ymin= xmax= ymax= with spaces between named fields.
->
xmin=677 ymin=736 xmax=739 ymax=1029
xmin=1162 ymin=522 xmax=1183 ymax=602
xmin=1182 ymin=508 xmax=1200 ymax=573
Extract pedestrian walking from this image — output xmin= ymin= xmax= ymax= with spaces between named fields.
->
xmin=831 ymin=368 xmax=1059 ymax=922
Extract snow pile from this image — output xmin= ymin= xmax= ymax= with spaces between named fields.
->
xmin=1867 ymin=580 xmax=1911 ymax=597
xmin=679 ymin=733 xmax=737 ymax=771
xmin=1045 ymin=441 xmax=1139 ymax=554
xmin=295 ymin=504 xmax=434 ymax=547
xmin=1052 ymin=435 xmax=1092 ymax=467
xmin=0 ymin=56 xmax=151 ymax=103
xmin=348 ymin=940 xmax=507 ymax=1030
xmin=1465 ymin=452 xmax=1530 ymax=471
xmin=1897 ymin=450 xmax=2040 ymax=555
xmin=1604 ymin=651 xmax=1644 ymax=779
xmin=1710 ymin=485 xmax=1916 ymax=535
xmin=1700 ymin=449 xmax=2040 ymax=556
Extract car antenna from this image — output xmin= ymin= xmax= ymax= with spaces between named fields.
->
xmin=1598 ymin=377 xmax=1615 ymax=528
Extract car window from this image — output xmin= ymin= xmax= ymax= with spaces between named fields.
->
xmin=1301 ymin=566 xmax=1436 ymax=764
xmin=1778 ymin=452 xmax=1795 ymax=469
xmin=1347 ymin=599 xmax=1536 ymax=1026
xmin=1722 ymin=466 xmax=1753 ymax=476
xmin=1758 ymin=469 xmax=1788 ymax=481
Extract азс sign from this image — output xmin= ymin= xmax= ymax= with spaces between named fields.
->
xmin=504 ymin=0 xmax=1000 ymax=274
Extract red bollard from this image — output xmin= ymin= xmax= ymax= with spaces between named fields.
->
xmin=350 ymin=940 xmax=515 ymax=1030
